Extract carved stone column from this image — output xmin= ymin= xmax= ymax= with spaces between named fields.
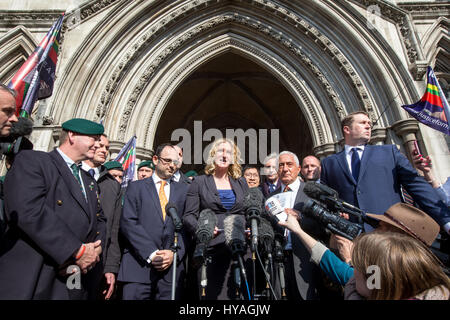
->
xmin=391 ymin=119 xmax=420 ymax=164
xmin=370 ymin=127 xmax=387 ymax=145
xmin=313 ymin=142 xmax=336 ymax=159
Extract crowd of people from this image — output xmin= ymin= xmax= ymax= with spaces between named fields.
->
xmin=0 ymin=83 xmax=449 ymax=300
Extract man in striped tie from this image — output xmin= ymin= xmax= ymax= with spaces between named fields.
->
xmin=0 ymin=118 xmax=106 ymax=300
xmin=118 ymin=143 xmax=190 ymax=300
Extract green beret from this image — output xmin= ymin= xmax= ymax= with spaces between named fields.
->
xmin=185 ymin=170 xmax=198 ymax=177
xmin=62 ymin=118 xmax=104 ymax=135
xmin=138 ymin=160 xmax=155 ymax=170
xmin=104 ymin=161 xmax=123 ymax=171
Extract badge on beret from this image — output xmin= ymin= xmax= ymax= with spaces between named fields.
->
xmin=138 ymin=160 xmax=155 ymax=170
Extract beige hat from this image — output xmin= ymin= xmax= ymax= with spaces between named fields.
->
xmin=366 ymin=202 xmax=440 ymax=246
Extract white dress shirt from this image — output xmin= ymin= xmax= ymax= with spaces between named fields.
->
xmin=280 ymin=177 xmax=301 ymax=250
xmin=81 ymin=162 xmax=100 ymax=181
xmin=56 ymin=148 xmax=87 ymax=197
xmin=344 ymin=144 xmax=365 ymax=175
xmin=147 ymin=173 xmax=172 ymax=264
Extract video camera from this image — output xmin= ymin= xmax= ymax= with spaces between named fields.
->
xmin=301 ymin=182 xmax=378 ymax=240
xmin=0 ymin=117 xmax=33 ymax=158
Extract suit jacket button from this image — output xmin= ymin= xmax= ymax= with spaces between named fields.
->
xmin=57 ymin=200 xmax=63 ymax=206
xmin=96 ymin=231 xmax=100 ymax=235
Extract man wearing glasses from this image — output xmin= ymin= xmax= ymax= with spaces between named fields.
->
xmin=118 ymin=143 xmax=189 ymax=300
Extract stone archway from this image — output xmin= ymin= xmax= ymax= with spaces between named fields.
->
xmin=154 ymin=51 xmax=313 ymax=173
xmin=43 ymin=0 xmax=426 ymax=162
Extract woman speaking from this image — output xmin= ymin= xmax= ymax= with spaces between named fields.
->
xmin=183 ymin=138 xmax=251 ymax=300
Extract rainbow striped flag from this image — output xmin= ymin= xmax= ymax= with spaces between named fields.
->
xmin=401 ymin=66 xmax=450 ymax=136
xmin=114 ymin=135 xmax=137 ymax=188
xmin=8 ymin=14 xmax=64 ymax=118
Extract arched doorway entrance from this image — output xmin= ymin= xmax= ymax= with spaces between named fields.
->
xmin=154 ymin=52 xmax=313 ymax=173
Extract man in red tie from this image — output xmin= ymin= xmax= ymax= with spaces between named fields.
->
xmin=270 ymin=151 xmax=326 ymax=300
xmin=118 ymin=143 xmax=189 ymax=300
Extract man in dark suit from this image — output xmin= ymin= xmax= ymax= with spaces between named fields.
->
xmin=118 ymin=143 xmax=189 ymax=300
xmin=0 ymin=84 xmax=19 ymax=237
xmin=82 ymin=134 xmax=123 ymax=299
xmin=300 ymin=155 xmax=321 ymax=183
xmin=261 ymin=152 xmax=281 ymax=198
xmin=271 ymin=151 xmax=326 ymax=300
xmin=173 ymin=145 xmax=191 ymax=185
xmin=320 ymin=111 xmax=450 ymax=234
xmin=0 ymin=118 xmax=106 ymax=299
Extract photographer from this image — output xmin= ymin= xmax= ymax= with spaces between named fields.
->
xmin=0 ymin=84 xmax=19 ymax=237
xmin=278 ymin=202 xmax=442 ymax=299
xmin=0 ymin=85 xmax=18 ymax=137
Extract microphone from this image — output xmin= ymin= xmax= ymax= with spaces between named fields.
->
xmin=224 ymin=214 xmax=251 ymax=299
xmin=193 ymin=209 xmax=217 ymax=267
xmin=258 ymin=217 xmax=274 ymax=256
xmin=10 ymin=116 xmax=33 ymax=138
xmin=303 ymin=181 xmax=338 ymax=199
xmin=224 ymin=214 xmax=248 ymax=278
xmin=165 ymin=203 xmax=183 ymax=231
xmin=243 ymin=188 xmax=264 ymax=251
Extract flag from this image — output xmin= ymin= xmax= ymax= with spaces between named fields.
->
xmin=114 ymin=135 xmax=137 ymax=188
xmin=401 ymin=66 xmax=450 ymax=136
xmin=8 ymin=14 xmax=64 ymax=118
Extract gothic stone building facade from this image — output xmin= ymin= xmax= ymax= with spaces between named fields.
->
xmin=0 ymin=0 xmax=449 ymax=179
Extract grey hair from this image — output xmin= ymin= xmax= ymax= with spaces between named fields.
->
xmin=0 ymin=84 xmax=17 ymax=98
xmin=263 ymin=152 xmax=278 ymax=165
xmin=276 ymin=151 xmax=300 ymax=167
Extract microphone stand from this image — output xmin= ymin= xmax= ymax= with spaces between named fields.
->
xmin=200 ymin=255 xmax=211 ymax=300
xmin=170 ymin=224 xmax=182 ymax=300
xmin=274 ymin=238 xmax=287 ymax=300
xmin=232 ymin=260 xmax=242 ymax=300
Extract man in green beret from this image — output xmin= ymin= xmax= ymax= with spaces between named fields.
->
xmin=104 ymin=160 xmax=124 ymax=185
xmin=0 ymin=118 xmax=106 ymax=300
xmin=137 ymin=160 xmax=154 ymax=180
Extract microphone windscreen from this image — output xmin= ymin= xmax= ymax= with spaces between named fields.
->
xmin=10 ymin=117 xmax=33 ymax=138
xmin=258 ymin=217 xmax=274 ymax=242
xmin=165 ymin=202 xmax=177 ymax=214
xmin=243 ymin=187 xmax=264 ymax=215
xmin=224 ymin=214 xmax=246 ymax=247
xmin=303 ymin=181 xmax=338 ymax=199
xmin=196 ymin=208 xmax=217 ymax=242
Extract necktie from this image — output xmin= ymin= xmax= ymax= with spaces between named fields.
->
xmin=71 ymin=163 xmax=86 ymax=199
xmin=88 ymin=168 xmax=95 ymax=178
xmin=159 ymin=180 xmax=168 ymax=221
xmin=351 ymin=148 xmax=361 ymax=182
xmin=283 ymin=185 xmax=291 ymax=192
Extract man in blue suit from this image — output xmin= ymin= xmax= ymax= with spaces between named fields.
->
xmin=118 ymin=143 xmax=189 ymax=300
xmin=320 ymin=111 xmax=450 ymax=234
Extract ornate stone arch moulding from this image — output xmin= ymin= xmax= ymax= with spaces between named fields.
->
xmin=95 ymin=0 xmax=377 ymax=125
xmin=133 ymin=35 xmax=332 ymax=149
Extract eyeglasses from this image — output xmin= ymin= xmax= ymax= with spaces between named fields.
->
xmin=244 ymin=173 xmax=259 ymax=178
xmin=158 ymin=156 xmax=180 ymax=166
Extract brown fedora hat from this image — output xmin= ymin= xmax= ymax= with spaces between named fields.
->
xmin=366 ymin=202 xmax=440 ymax=246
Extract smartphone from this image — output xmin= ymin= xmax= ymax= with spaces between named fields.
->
xmin=413 ymin=140 xmax=421 ymax=156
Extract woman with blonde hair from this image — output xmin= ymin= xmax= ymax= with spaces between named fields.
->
xmin=352 ymin=231 xmax=450 ymax=300
xmin=183 ymin=138 xmax=251 ymax=300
